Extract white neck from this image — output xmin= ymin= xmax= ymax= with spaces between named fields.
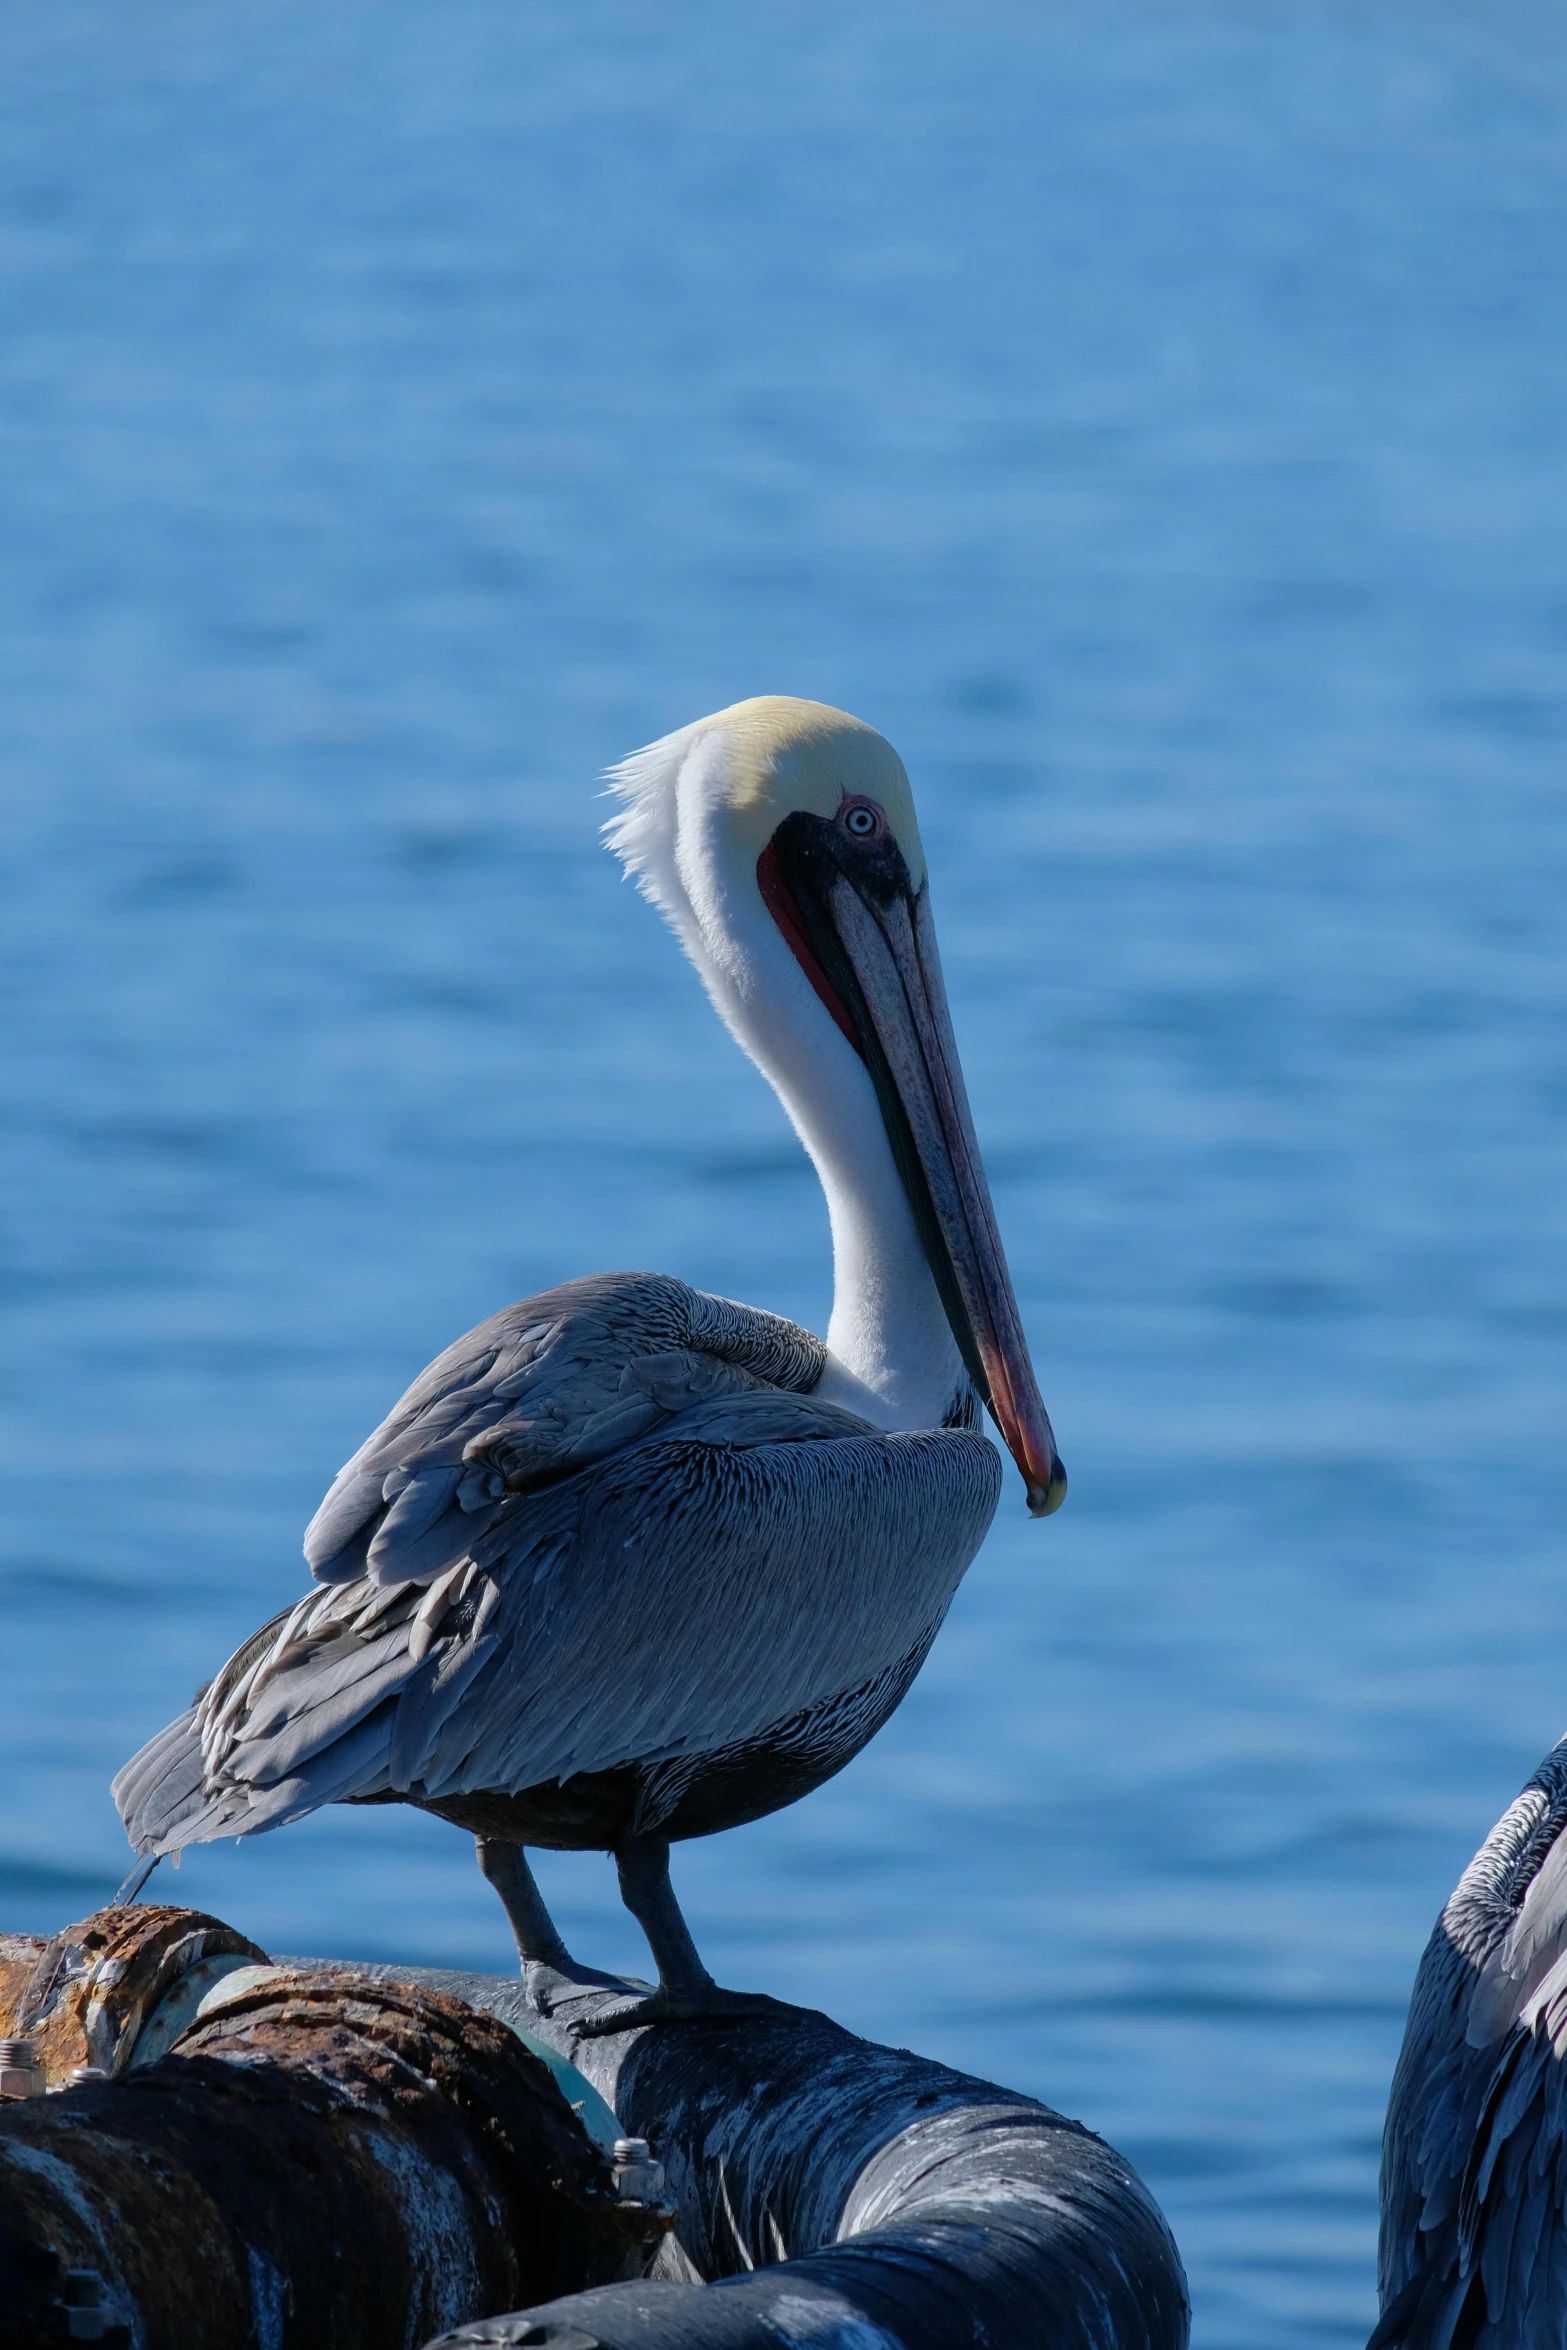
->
xmin=768 ymin=1006 xmax=966 ymax=1433
xmin=671 ymin=774 xmax=964 ymax=1432
xmin=605 ymin=719 xmax=969 ymax=1432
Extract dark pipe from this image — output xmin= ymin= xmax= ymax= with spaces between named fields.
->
xmin=313 ymin=1964 xmax=1189 ymax=2350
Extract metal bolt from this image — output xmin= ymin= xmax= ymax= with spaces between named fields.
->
xmin=47 ymin=2064 xmax=113 ymax=2094
xmin=610 ymin=2134 xmax=664 ymax=2203
xmin=0 ymin=2036 xmax=45 ymax=2100
xmin=62 ymin=2270 xmax=117 ymax=2341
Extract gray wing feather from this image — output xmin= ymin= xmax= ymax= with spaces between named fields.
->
xmin=113 ymin=1273 xmax=994 ymax=1862
xmin=1373 ymin=1737 xmax=1567 ymax=2349
xmin=117 ymin=1397 xmax=997 ymax=1856
xmin=112 ymin=1710 xmax=207 ymax=1828
xmin=302 ymin=1272 xmax=827 ymax=1587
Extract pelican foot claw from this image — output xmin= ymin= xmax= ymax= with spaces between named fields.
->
xmin=572 ymin=1984 xmax=786 ymax=2037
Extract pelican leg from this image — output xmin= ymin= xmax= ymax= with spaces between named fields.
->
xmin=574 ymin=1835 xmax=782 ymax=2036
xmin=476 ymin=1836 xmax=631 ymax=2016
xmin=476 ymin=1836 xmax=571 ymax=1965
xmin=616 ymin=1836 xmax=716 ymax=2006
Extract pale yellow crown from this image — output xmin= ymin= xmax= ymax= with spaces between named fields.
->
xmin=686 ymin=695 xmax=924 ymax=883
xmin=606 ymin=695 xmax=927 ymax=901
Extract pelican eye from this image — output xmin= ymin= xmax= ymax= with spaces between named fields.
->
xmin=843 ymin=803 xmax=879 ymax=838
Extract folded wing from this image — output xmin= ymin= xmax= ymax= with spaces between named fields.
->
xmin=115 ymin=1273 xmax=999 ymax=1858
xmin=300 ymin=1270 xmax=830 ymax=1589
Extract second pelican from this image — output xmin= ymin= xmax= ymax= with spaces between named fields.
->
xmin=114 ymin=695 xmax=1065 ymax=2029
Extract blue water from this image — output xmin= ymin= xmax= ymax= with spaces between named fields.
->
xmin=3 ymin=5 xmax=1567 ymax=2340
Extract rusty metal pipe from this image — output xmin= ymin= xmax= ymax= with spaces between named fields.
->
xmin=0 ymin=1908 xmax=669 ymax=2349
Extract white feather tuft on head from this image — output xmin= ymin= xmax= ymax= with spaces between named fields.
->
xmin=602 ymin=717 xmax=705 ymax=953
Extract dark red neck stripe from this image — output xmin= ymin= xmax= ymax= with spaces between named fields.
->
xmin=755 ymin=840 xmax=864 ymax=1059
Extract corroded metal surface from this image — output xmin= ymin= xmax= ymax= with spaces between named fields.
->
xmin=2 ymin=1904 xmax=267 ymax=2084
xmin=0 ymin=1933 xmax=45 ymax=2035
xmin=0 ymin=1909 xmax=670 ymax=2349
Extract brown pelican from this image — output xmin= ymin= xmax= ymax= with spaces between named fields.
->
xmin=1373 ymin=1735 xmax=1567 ymax=2348
xmin=114 ymin=696 xmax=1065 ymax=2030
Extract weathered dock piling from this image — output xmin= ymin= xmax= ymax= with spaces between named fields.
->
xmin=0 ymin=1906 xmax=666 ymax=2348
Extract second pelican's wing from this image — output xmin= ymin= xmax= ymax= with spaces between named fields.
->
xmin=1374 ymin=1738 xmax=1567 ymax=2349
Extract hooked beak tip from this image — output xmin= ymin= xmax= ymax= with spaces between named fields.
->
xmin=1026 ymin=1460 xmax=1068 ymax=1519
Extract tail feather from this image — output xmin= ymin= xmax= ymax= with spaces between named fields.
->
xmin=111 ymin=1710 xmax=207 ymax=1851
xmin=112 ymin=1686 xmax=406 ymax=1857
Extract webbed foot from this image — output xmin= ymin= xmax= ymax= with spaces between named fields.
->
xmin=572 ymin=1982 xmax=787 ymax=2037
xmin=521 ymin=1958 xmax=635 ymax=2018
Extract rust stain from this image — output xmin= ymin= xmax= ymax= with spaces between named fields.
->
xmin=0 ymin=1911 xmax=670 ymax=2348
xmin=3 ymin=1904 xmax=267 ymax=2085
xmin=0 ymin=1932 xmax=46 ymax=2030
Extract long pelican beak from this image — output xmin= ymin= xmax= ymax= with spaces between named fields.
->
xmin=760 ymin=813 xmax=1067 ymax=1516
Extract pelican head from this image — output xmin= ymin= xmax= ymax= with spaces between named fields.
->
xmin=605 ymin=694 xmax=1065 ymax=1517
